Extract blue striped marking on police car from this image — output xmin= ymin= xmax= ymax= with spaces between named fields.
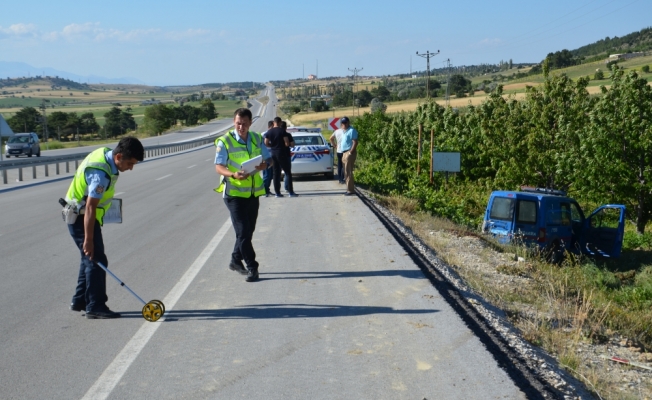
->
xmin=291 ymin=146 xmax=328 ymax=161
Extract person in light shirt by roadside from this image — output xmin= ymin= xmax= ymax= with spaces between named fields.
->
xmin=339 ymin=116 xmax=358 ymax=196
xmin=329 ymin=126 xmax=345 ymax=184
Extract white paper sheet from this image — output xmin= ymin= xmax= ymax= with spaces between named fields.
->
xmin=103 ymin=198 xmax=122 ymax=224
xmin=240 ymin=155 xmax=263 ymax=174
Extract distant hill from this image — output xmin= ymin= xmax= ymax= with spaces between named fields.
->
xmin=572 ymin=27 xmax=652 ymax=59
xmin=0 ymin=61 xmax=145 ymax=85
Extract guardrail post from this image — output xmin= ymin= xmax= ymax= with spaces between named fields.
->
xmin=75 ymin=160 xmax=79 ymax=169
xmin=56 ymin=162 xmax=60 ymax=175
xmin=19 ymin=168 xmax=23 ymax=181
xmin=66 ymin=161 xmax=69 ymax=173
xmin=45 ymin=164 xmax=49 ymax=177
xmin=33 ymin=166 xmax=37 ymax=179
xmin=2 ymin=170 xmax=7 ymax=184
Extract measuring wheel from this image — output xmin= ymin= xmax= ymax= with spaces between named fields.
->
xmin=142 ymin=300 xmax=165 ymax=322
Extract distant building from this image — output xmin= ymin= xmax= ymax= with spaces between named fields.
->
xmin=307 ymin=74 xmax=317 ymax=80
xmin=607 ymin=52 xmax=646 ymax=63
xmin=309 ymin=95 xmax=332 ymax=108
xmin=141 ymin=100 xmax=161 ymax=106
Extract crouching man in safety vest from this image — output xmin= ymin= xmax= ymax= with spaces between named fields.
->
xmin=215 ymin=108 xmax=271 ymax=282
xmin=65 ymin=137 xmax=144 ymax=319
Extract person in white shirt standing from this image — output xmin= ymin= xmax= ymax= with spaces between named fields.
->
xmin=329 ymin=126 xmax=345 ymax=184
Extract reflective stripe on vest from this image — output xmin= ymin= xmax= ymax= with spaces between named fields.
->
xmin=65 ymin=147 xmax=117 ymax=226
xmin=214 ymin=131 xmax=265 ymax=198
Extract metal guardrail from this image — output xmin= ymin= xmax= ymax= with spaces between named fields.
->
xmin=0 ymin=133 xmax=222 ymax=185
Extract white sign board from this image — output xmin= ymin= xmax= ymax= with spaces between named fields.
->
xmin=328 ymin=118 xmax=341 ymax=131
xmin=433 ymin=152 xmax=460 ymax=172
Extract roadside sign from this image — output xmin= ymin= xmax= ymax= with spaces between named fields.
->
xmin=328 ymin=118 xmax=341 ymax=131
xmin=433 ymin=152 xmax=460 ymax=172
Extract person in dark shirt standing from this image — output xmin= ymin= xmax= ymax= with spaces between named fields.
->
xmin=264 ymin=117 xmax=298 ymax=197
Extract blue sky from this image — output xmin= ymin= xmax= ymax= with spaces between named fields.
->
xmin=1 ymin=0 xmax=650 ymax=86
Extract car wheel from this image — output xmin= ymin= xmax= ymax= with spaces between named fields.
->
xmin=5 ymin=155 xmax=9 ymax=158
xmin=27 ymin=152 xmax=32 ymax=157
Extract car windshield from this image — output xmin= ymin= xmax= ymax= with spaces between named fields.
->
xmin=294 ymin=136 xmax=323 ymax=146
xmin=9 ymin=136 xmax=30 ymax=144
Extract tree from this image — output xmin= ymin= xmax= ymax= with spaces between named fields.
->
xmin=580 ymin=68 xmax=652 ymax=234
xmin=642 ymin=65 xmax=650 ymax=73
xmin=7 ymin=107 xmax=40 ymax=134
xmin=370 ymin=98 xmax=387 ymax=114
xmin=198 ymin=99 xmax=217 ymax=121
xmin=355 ymin=89 xmax=373 ymax=107
xmin=448 ymin=74 xmax=471 ymax=97
xmin=594 ymin=69 xmax=604 ymax=80
xmin=80 ymin=112 xmax=99 ymax=134
xmin=312 ymin=100 xmax=329 ymax=112
xmin=104 ymin=107 xmax=136 ymax=137
xmin=144 ymin=104 xmax=175 ymax=134
xmin=370 ymin=86 xmax=390 ymax=102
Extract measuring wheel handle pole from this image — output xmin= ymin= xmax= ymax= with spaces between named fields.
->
xmin=95 ymin=261 xmax=166 ymax=322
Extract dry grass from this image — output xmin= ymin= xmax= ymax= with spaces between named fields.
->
xmin=371 ymin=192 xmax=652 ymax=399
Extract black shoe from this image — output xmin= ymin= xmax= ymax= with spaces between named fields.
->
xmin=246 ymin=268 xmax=259 ymax=282
xmin=229 ymin=260 xmax=248 ymax=275
xmin=86 ymin=309 xmax=121 ymax=319
xmin=70 ymin=303 xmax=86 ymax=312
xmin=288 ymin=192 xmax=299 ymax=197
xmin=275 ymin=193 xmax=284 ymax=198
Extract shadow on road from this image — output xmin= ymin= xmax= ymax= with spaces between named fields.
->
xmin=118 ymin=303 xmax=439 ymax=321
xmin=258 ymin=270 xmax=425 ymax=281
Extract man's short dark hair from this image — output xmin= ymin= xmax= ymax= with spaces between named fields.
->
xmin=273 ymin=117 xmax=282 ymax=125
xmin=114 ymin=136 xmax=144 ymax=161
xmin=267 ymin=120 xmax=274 ymax=128
xmin=234 ymin=108 xmax=252 ymax=121
xmin=280 ymin=121 xmax=287 ymax=130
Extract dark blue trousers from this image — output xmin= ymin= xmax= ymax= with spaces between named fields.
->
xmin=263 ymin=165 xmax=273 ymax=194
xmin=224 ymin=195 xmax=260 ymax=270
xmin=337 ymin=152 xmax=344 ymax=182
xmin=68 ymin=217 xmax=109 ymax=312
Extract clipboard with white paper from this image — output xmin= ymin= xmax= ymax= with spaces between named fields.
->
xmin=103 ymin=199 xmax=122 ymax=224
xmin=240 ymin=155 xmax=263 ymax=174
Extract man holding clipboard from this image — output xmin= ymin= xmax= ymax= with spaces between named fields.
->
xmin=215 ymin=108 xmax=271 ymax=282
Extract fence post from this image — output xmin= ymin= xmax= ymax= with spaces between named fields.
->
xmin=33 ymin=166 xmax=36 ymax=179
xmin=56 ymin=162 xmax=60 ymax=175
xmin=2 ymin=169 xmax=7 ymax=184
xmin=417 ymin=124 xmax=422 ymax=175
xmin=45 ymin=164 xmax=49 ymax=177
xmin=430 ymin=129 xmax=434 ymax=185
xmin=19 ymin=168 xmax=23 ymax=181
xmin=66 ymin=161 xmax=69 ymax=173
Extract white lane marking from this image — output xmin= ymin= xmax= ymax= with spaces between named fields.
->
xmin=187 ymin=165 xmax=197 ymax=169
xmin=114 ymin=192 xmax=125 ymax=196
xmin=81 ymin=218 xmax=232 ymax=400
xmin=155 ymin=174 xmax=172 ymax=181
xmin=205 ymin=158 xmax=211 ymax=162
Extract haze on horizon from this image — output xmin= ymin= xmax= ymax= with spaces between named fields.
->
xmin=1 ymin=0 xmax=649 ymax=86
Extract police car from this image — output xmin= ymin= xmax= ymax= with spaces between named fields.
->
xmin=482 ymin=186 xmax=626 ymax=261
xmin=286 ymin=127 xmax=334 ymax=179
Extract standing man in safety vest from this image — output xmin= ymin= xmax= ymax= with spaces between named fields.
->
xmin=215 ymin=108 xmax=271 ymax=282
xmin=66 ymin=136 xmax=144 ymax=319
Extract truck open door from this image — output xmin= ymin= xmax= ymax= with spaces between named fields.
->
xmin=581 ymin=205 xmax=626 ymax=258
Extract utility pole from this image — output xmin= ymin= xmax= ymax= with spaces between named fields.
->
xmin=445 ymin=58 xmax=452 ymax=108
xmin=348 ymin=67 xmax=363 ymax=117
xmin=416 ymin=50 xmax=440 ymax=99
xmin=39 ymin=102 xmax=49 ymax=150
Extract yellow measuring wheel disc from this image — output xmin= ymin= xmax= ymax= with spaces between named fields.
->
xmin=142 ymin=301 xmax=164 ymax=322
xmin=150 ymin=299 xmax=166 ymax=315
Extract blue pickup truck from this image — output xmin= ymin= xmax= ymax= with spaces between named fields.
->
xmin=482 ymin=187 xmax=626 ymax=261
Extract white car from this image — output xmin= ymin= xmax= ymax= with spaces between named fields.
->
xmin=286 ymin=127 xmax=334 ymax=179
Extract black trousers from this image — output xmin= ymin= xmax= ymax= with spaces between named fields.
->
xmin=337 ymin=152 xmax=344 ymax=182
xmin=271 ymin=151 xmax=293 ymax=194
xmin=68 ymin=217 xmax=109 ymax=312
xmin=224 ymin=195 xmax=260 ymax=270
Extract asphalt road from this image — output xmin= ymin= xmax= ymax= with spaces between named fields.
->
xmin=0 ymin=88 xmax=528 ymax=399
